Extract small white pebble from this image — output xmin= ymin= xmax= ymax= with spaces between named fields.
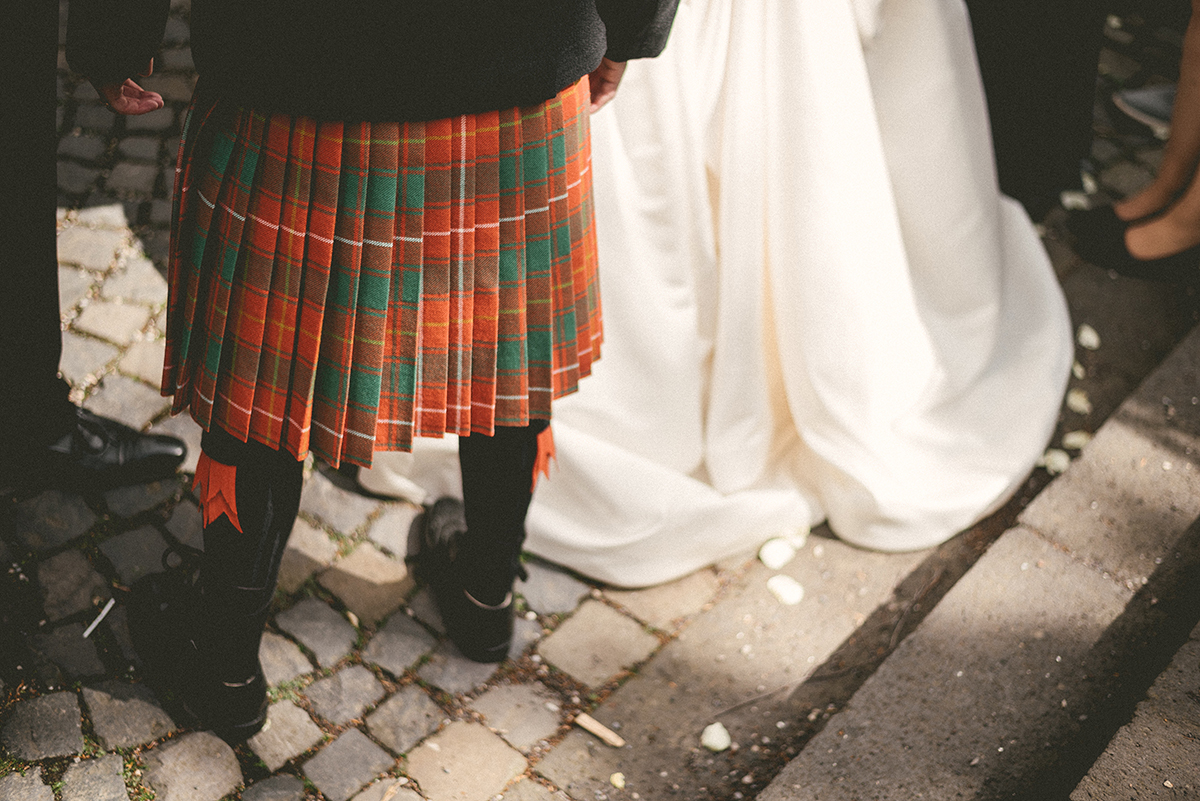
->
xmin=767 ymin=575 xmax=804 ymax=605
xmin=1061 ymin=430 xmax=1092 ymax=450
xmin=759 ymin=538 xmax=797 ymax=570
xmin=610 ymin=773 xmax=626 ymax=789
xmin=1072 ymin=361 xmax=1086 ymax=379
xmin=1165 ymin=780 xmax=1174 ymax=789
xmin=701 ymin=722 xmax=732 ymax=752
xmin=1164 ymin=461 xmax=1173 ymax=471
xmin=525 ymin=611 xmax=537 ymax=620
xmin=811 ymin=544 xmax=825 ymax=558
xmin=1060 ymin=190 xmax=1090 ymax=211
xmin=1066 ymin=389 xmax=1092 ymax=415
xmin=1082 ymin=172 xmax=1099 ymax=194
xmin=1040 ymin=449 xmax=1071 ymax=475
xmin=1076 ymin=324 xmax=1101 ymax=351
xmin=346 ymin=611 xmax=360 ymax=627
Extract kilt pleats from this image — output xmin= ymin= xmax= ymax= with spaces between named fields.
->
xmin=162 ymin=79 xmax=601 ymax=468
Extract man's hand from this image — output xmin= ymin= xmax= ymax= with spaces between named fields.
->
xmin=94 ymin=60 xmax=164 ymax=115
xmin=588 ymin=57 xmax=627 ymax=113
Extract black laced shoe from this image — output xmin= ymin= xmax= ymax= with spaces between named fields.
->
xmin=126 ymin=546 xmax=267 ymax=743
xmin=417 ymin=497 xmax=524 ymax=664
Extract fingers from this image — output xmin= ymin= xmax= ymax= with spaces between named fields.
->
xmin=101 ymin=78 xmax=165 ymax=116
xmin=588 ymin=58 xmax=627 ymax=113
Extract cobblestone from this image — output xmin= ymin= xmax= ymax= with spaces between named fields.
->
xmin=416 ymin=643 xmax=499 ymax=695
xmin=32 ymin=623 xmax=106 ymax=680
xmin=304 ymin=665 xmax=385 ymax=725
xmin=103 ymin=255 xmax=168 ymax=304
xmin=317 ymin=543 xmax=412 ymax=624
xmin=104 ymin=478 xmax=179 ymax=518
xmin=13 ymin=489 xmax=97 ymax=551
xmin=141 ymin=731 xmax=242 ymax=801
xmin=38 ymin=550 xmax=110 ymax=622
xmin=365 ymin=502 xmax=419 ymax=558
xmin=0 ymin=771 xmax=54 ymax=801
xmin=81 ymin=680 xmax=176 ymax=749
xmin=73 ymin=301 xmax=153 ymax=346
xmin=405 ymin=721 xmax=527 ymax=801
xmin=259 ymin=631 xmax=313 ymax=686
xmin=164 ymin=498 xmax=204 ymax=550
xmin=248 ymin=702 xmax=324 ymax=772
xmin=117 ymin=339 xmax=167 ymax=385
xmin=497 ymin=780 xmax=570 ymax=801
xmin=59 ymin=331 xmax=119 ymax=386
xmin=361 ymin=612 xmax=436 ymax=677
xmin=302 ymin=728 xmax=393 ymax=801
xmin=364 ymin=685 xmax=444 ymax=755
xmin=350 ymin=780 xmax=422 ymax=801
xmin=472 ymin=682 xmax=561 ymax=752
xmin=299 ymin=471 xmax=382 ymax=535
xmin=55 ymin=226 xmax=125 ymax=270
xmin=274 ymin=598 xmax=357 ymax=668
xmin=98 ymin=525 xmax=169 ymax=584
xmin=60 ymin=753 xmax=129 ymax=801
xmin=0 ymin=692 xmax=84 ymax=759
xmin=536 ymin=600 xmax=659 ymax=688
xmin=241 ymin=775 xmax=307 ymax=801
xmin=519 ymin=558 xmax=591 ymax=615
xmin=276 ymin=518 xmax=338 ymax=594
xmin=57 ymin=266 xmax=95 ymax=312
xmin=605 ymin=568 xmax=721 ymax=630
xmin=86 ymin=375 xmax=169 ymax=429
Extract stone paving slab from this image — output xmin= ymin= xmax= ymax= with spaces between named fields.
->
xmin=61 ymin=753 xmax=129 ymax=801
xmin=241 ymin=774 xmax=307 ymax=801
xmin=1071 ymin=620 xmax=1200 ymax=799
xmin=0 ymin=770 xmax=54 ymax=801
xmin=759 ymin=326 xmax=1200 ymax=801
xmin=405 ymin=721 xmax=527 ymax=801
xmin=362 ymin=612 xmax=437 ymax=678
xmin=12 ymin=490 xmax=97 ymax=552
xmin=276 ymin=518 xmax=338 ymax=594
xmin=318 ymin=543 xmax=413 ymax=625
xmin=141 ymin=731 xmax=242 ymax=801
xmin=303 ymin=728 xmax=393 ymax=801
xmin=472 ymin=682 xmax=562 ymax=753
xmin=305 ymin=664 xmax=386 ymax=725
xmin=365 ymin=685 xmax=446 ymax=756
xmin=0 ymin=692 xmax=84 ymax=760
xmin=259 ymin=631 xmax=314 ymax=686
xmin=274 ymin=598 xmax=357 ymax=668
xmin=39 ymin=549 xmax=110 ymax=622
xmin=535 ymin=540 xmax=926 ymax=800
xmin=536 ymin=600 xmax=659 ymax=688
xmin=248 ymin=701 xmax=325 ymax=772
xmin=81 ymin=680 xmax=176 ymax=749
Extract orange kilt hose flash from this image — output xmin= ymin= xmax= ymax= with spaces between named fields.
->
xmin=162 ymin=78 xmax=602 ymax=468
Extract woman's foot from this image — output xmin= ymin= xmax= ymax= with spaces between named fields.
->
xmin=1124 ymin=211 xmax=1200 ymax=262
xmin=417 ymin=497 xmax=517 ymax=663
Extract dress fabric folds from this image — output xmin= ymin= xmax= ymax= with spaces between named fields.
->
xmin=162 ymin=79 xmax=600 ymax=468
xmin=360 ymin=0 xmax=1074 ymax=586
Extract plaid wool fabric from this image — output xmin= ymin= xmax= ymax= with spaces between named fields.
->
xmin=162 ymin=79 xmax=601 ymax=468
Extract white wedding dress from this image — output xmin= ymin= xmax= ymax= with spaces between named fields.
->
xmin=360 ymin=0 xmax=1073 ymax=587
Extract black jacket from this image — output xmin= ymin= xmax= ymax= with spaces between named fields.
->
xmin=67 ymin=0 xmax=679 ymax=121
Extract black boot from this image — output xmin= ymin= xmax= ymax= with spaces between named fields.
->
xmin=418 ymin=420 xmax=547 ymax=663
xmin=126 ymin=426 xmax=302 ymax=743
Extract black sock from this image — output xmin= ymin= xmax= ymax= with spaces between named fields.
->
xmin=196 ymin=426 xmax=304 ymax=681
xmin=457 ymin=420 xmax=548 ymax=605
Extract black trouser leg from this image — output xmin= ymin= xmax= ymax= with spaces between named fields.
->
xmin=196 ymin=426 xmax=304 ymax=681
xmin=0 ymin=0 xmax=73 ymax=464
xmin=966 ymin=0 xmax=1107 ymax=218
xmin=457 ymin=420 xmax=548 ymax=606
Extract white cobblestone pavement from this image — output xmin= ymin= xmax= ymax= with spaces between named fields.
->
xmin=2 ymin=7 xmax=1200 ymax=801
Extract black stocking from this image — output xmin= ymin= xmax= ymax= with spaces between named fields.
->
xmin=457 ymin=420 xmax=548 ymax=606
xmin=195 ymin=426 xmax=304 ymax=682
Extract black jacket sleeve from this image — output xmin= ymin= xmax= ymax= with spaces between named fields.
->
xmin=596 ymin=0 xmax=681 ymax=61
xmin=66 ymin=0 xmax=171 ymax=85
